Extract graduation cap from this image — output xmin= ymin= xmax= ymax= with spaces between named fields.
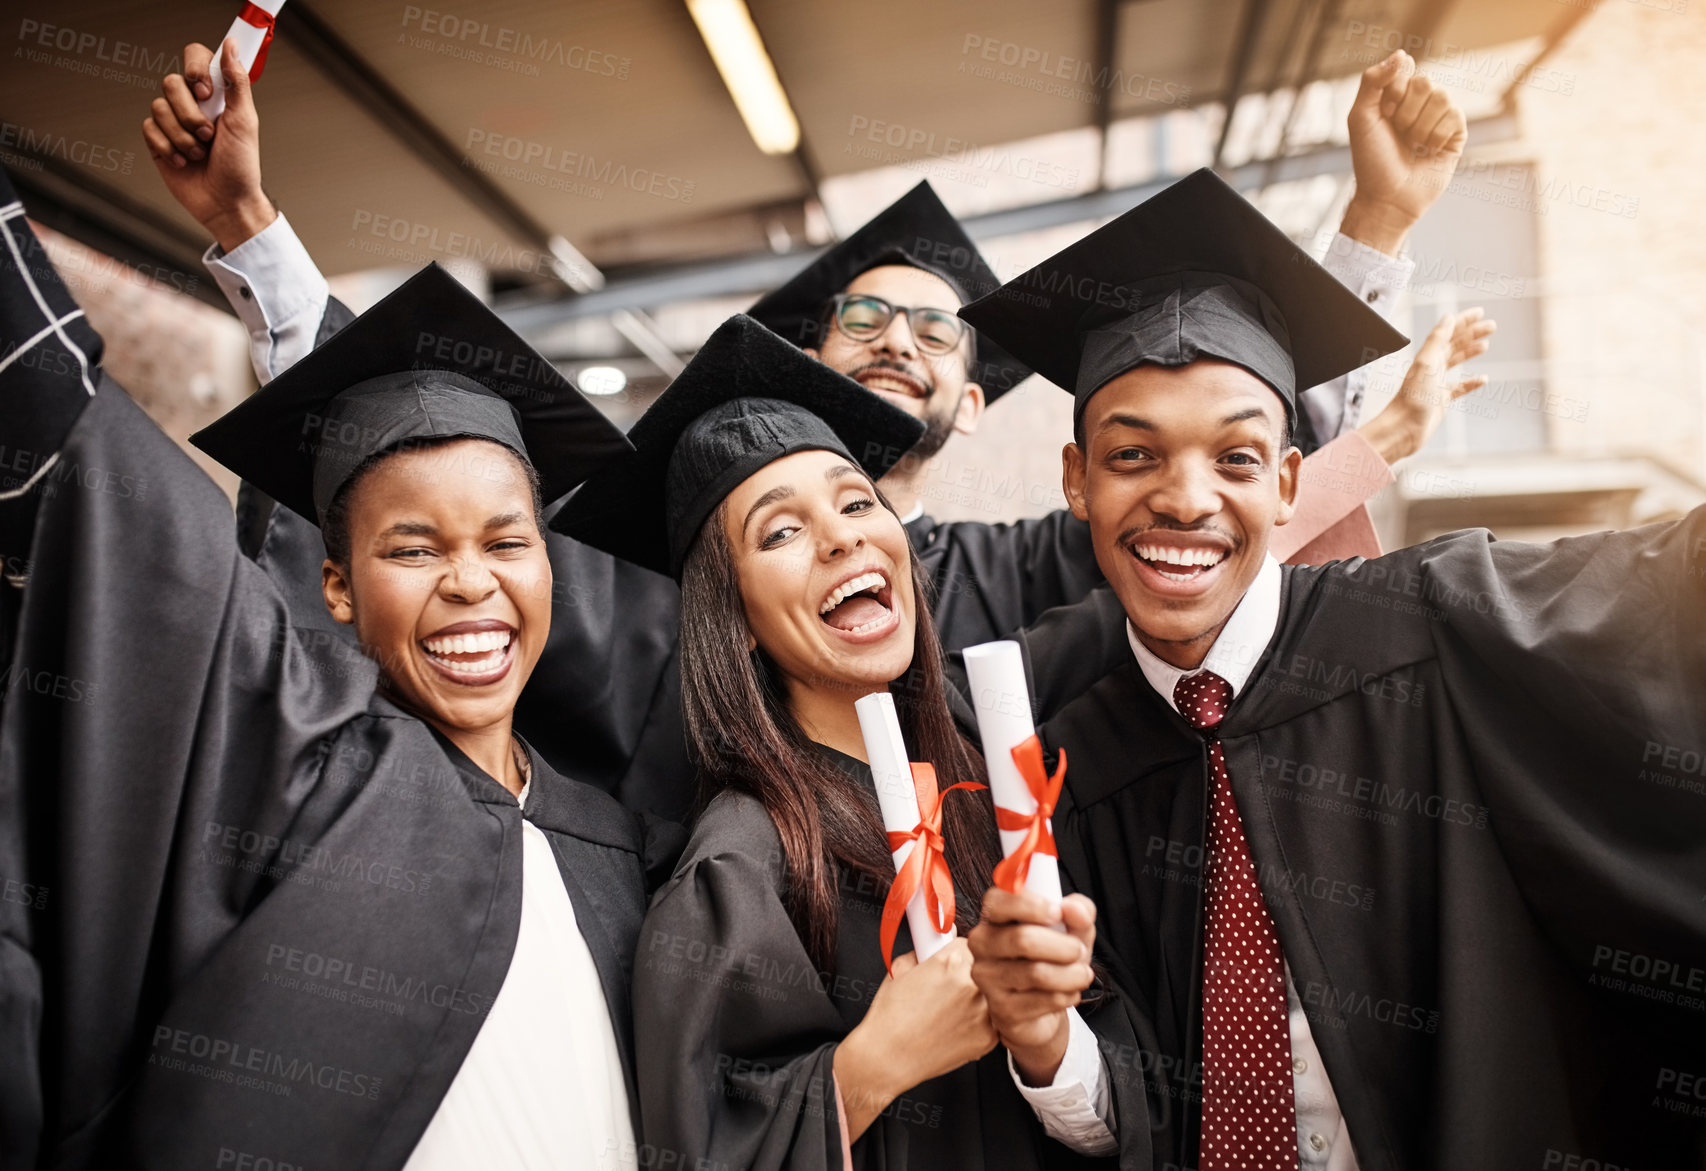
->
xmin=747 ymin=181 xmax=1031 ymax=401
xmin=957 ymin=168 xmax=1408 ymax=428
xmin=192 ymin=264 xmax=631 ymax=523
xmin=553 ymin=314 xmax=925 ymax=578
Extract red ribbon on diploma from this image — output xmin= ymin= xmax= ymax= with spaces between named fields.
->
xmin=991 ymin=735 xmax=1067 ymax=894
xmin=238 ymin=4 xmax=278 ymax=80
xmin=879 ymin=762 xmax=986 ymax=976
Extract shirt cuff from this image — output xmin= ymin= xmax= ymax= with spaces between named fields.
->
xmin=202 ymin=213 xmax=329 ymax=371
xmin=1007 ymin=1010 xmax=1117 ymax=1155
xmin=1319 ymin=231 xmax=1414 ymax=320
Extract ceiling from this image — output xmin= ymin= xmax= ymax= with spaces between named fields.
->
xmin=7 ymin=0 xmax=1580 ymax=321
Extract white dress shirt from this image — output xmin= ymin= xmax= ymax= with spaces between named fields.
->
xmin=204 ymin=213 xmax=328 ymax=384
xmin=403 ymin=782 xmax=637 ymax=1171
xmin=1300 ymin=234 xmax=1415 ymax=444
xmin=1125 ymin=557 xmax=1360 ymax=1170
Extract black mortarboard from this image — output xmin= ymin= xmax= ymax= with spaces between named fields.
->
xmin=958 ymin=168 xmax=1408 ymax=428
xmin=748 ymin=181 xmax=1031 ymax=401
xmin=192 ymin=264 xmax=631 ymax=523
xmin=553 ymin=314 xmax=925 ymax=578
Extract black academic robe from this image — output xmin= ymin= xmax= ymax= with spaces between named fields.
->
xmin=634 ymin=747 xmax=1155 ymax=1171
xmin=907 ymin=510 xmax=1101 ymax=654
xmin=0 ymin=371 xmax=678 ymax=1170
xmin=1005 ymin=520 xmax=1706 ymax=1170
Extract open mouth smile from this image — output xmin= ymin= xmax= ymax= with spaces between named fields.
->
xmin=1128 ymin=540 xmax=1234 ymax=597
xmin=818 ymin=569 xmax=901 ymax=643
xmin=420 ymin=620 xmax=518 ymax=687
xmin=856 ymin=369 xmax=929 ymax=400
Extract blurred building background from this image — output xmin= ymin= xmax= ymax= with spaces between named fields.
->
xmin=5 ymin=0 xmax=1703 ymax=540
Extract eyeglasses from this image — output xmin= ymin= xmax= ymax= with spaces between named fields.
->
xmin=826 ymin=293 xmax=970 ymax=357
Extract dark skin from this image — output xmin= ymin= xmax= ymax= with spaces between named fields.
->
xmin=967 ymin=890 xmax=1099 ymax=1086
xmin=320 ymin=439 xmax=551 ymax=795
xmin=1063 ymin=360 xmax=1301 ymax=670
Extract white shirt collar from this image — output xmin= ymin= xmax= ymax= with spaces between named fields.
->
xmin=1126 ymin=556 xmax=1283 ymax=715
xmin=898 ymin=500 xmax=926 ymax=525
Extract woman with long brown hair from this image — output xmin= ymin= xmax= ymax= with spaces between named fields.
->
xmin=556 ymin=315 xmax=1144 ymax=1170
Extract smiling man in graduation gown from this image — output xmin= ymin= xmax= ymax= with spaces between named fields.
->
xmin=957 ymin=168 xmax=1706 ymax=1170
xmin=139 ymin=43 xmax=1482 ymax=828
xmin=0 ymin=177 xmax=679 ymax=1170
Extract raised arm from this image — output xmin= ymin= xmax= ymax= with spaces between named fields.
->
xmin=1274 ymin=308 xmax=1494 ymax=563
xmin=145 ymin=40 xmax=331 ymax=384
xmin=1304 ymin=50 xmax=1469 ymax=446
xmin=0 ymin=184 xmax=373 ymax=1163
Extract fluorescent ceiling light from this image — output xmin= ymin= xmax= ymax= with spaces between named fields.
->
xmin=578 ymin=366 xmax=628 ymax=396
xmin=686 ymin=0 xmax=801 ymax=155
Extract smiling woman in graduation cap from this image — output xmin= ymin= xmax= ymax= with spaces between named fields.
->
xmin=556 ymin=314 xmax=1154 ymax=1170
xmin=0 ymin=178 xmax=682 ymax=1171
xmin=958 ymin=169 xmax=1706 ymax=1170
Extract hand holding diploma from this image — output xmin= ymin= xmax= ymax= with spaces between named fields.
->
xmin=832 ymin=939 xmax=998 ymax=1142
xmin=835 ymin=691 xmax=996 ymax=1142
xmin=855 ymin=691 xmax=984 ymax=972
xmin=143 ymin=41 xmax=274 ymax=254
xmin=968 ymin=887 xmax=1098 ymax=1087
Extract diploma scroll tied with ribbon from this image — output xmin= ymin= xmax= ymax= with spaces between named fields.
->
xmin=854 ymin=692 xmax=985 ymax=975
xmin=197 ymin=0 xmax=288 ymax=122
xmin=962 ymin=641 xmax=1066 ymax=905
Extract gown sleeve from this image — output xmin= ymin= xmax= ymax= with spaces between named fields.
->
xmin=1408 ymin=513 xmax=1706 ymax=985
xmin=634 ymin=794 xmax=848 ymax=1170
xmin=0 ymin=201 xmax=374 ymax=1166
xmin=918 ymin=509 xmax=1103 ymax=654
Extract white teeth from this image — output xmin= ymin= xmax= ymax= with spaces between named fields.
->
xmin=820 ymin=571 xmax=887 ymax=614
xmin=422 ymin=630 xmax=513 ymax=655
xmin=1134 ymin=544 xmax=1226 ymax=568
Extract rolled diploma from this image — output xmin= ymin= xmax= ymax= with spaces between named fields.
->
xmin=961 ymin=640 xmax=1063 ymax=902
xmin=196 ymin=0 xmax=288 ymax=122
xmin=855 ymin=691 xmax=954 ymax=962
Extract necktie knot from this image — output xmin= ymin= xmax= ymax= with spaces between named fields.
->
xmin=1174 ymin=670 xmax=1233 ymax=732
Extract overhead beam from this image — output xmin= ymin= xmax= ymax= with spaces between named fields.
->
xmin=1091 ymin=0 xmax=1121 ymax=190
xmin=1210 ymin=0 xmax=1273 ymax=170
xmin=498 ymin=111 xmax=1518 ymax=333
xmin=285 ymin=3 xmax=566 ymax=283
xmin=1259 ymin=0 xmax=1345 ymax=188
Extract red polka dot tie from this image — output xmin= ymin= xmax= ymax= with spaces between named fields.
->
xmin=1174 ymin=670 xmax=1298 ymax=1170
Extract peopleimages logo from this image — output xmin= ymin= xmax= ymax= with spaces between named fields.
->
xmin=0 ymin=122 xmax=134 ymax=174
xmin=399 ymin=6 xmax=632 ymax=79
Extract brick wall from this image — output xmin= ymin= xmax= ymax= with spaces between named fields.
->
xmin=35 ymin=224 xmax=254 ymax=501
xmin=1519 ymin=0 xmax=1706 ymax=478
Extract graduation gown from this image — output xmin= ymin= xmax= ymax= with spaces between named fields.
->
xmin=906 ymin=510 xmax=1103 ymax=654
xmin=1006 ymin=519 xmax=1706 ymax=1169
xmin=0 ymin=363 xmax=677 ymax=1168
xmin=634 ymin=749 xmax=1155 ymax=1171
